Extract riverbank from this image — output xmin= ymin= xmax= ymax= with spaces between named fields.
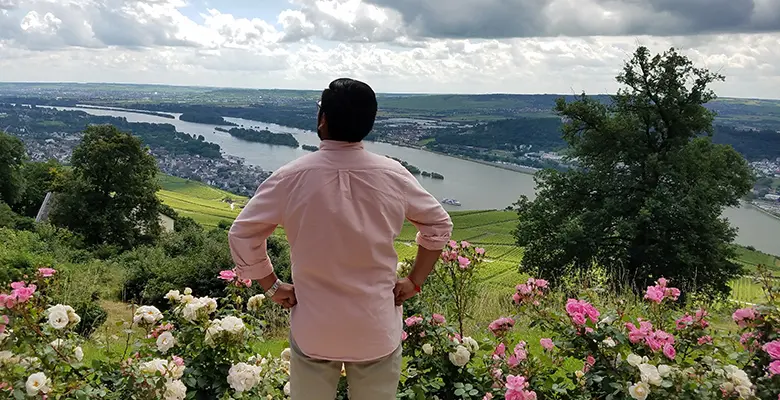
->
xmin=377 ymin=140 xmax=541 ymax=176
xmin=751 ymin=201 xmax=780 ymax=221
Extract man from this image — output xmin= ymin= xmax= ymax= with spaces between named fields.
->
xmin=228 ymin=78 xmax=453 ymax=400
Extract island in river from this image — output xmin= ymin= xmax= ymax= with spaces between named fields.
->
xmin=180 ymin=111 xmax=237 ymax=126
xmin=386 ymin=156 xmax=444 ymax=180
xmin=220 ymin=127 xmax=300 ymax=148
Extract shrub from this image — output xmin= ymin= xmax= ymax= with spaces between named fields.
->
xmin=121 ymin=228 xmax=291 ymax=308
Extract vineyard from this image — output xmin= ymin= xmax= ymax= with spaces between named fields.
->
xmin=158 ymin=175 xmax=780 ymax=299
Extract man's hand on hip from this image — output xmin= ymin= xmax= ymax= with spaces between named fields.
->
xmin=271 ymin=283 xmax=297 ymax=309
xmin=393 ymin=278 xmax=419 ymax=306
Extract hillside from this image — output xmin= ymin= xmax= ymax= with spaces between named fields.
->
xmin=157 ymin=175 xmax=779 ymax=301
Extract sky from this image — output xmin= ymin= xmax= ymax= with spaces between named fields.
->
xmin=0 ymin=0 xmax=779 ymax=98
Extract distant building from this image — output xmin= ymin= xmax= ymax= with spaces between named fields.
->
xmin=765 ymin=194 xmax=780 ymax=202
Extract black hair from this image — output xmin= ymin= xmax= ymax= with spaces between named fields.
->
xmin=319 ymin=78 xmax=377 ymax=142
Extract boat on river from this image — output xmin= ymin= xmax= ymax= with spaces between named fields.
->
xmin=441 ymin=198 xmax=462 ymax=206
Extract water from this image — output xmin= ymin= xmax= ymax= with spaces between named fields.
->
xmin=49 ymin=105 xmax=780 ymax=255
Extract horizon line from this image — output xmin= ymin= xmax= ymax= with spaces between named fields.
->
xmin=0 ymin=80 xmax=777 ymax=102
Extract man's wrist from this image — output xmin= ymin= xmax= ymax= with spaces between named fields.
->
xmin=408 ymin=276 xmax=423 ymax=292
xmin=265 ymin=279 xmax=282 ymax=297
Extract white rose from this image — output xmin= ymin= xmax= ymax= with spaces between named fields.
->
xmin=20 ymin=357 xmax=40 ymax=368
xmin=280 ymin=348 xmax=292 ymax=362
xmin=0 ymin=351 xmax=14 ymax=364
xmin=49 ymin=338 xmax=65 ymax=349
xmin=201 ymin=297 xmax=218 ymax=313
xmin=657 ymin=364 xmax=672 ymax=378
xmin=205 ymin=319 xmax=224 ymax=345
xmin=26 ymin=372 xmax=51 ymax=396
xmin=284 ymin=381 xmax=291 ymax=395
xmin=227 ymin=363 xmax=261 ymax=393
xmin=574 ymin=370 xmax=585 ymax=379
xmin=220 ymin=316 xmax=245 ymax=334
xmin=448 ymin=345 xmax=470 ymax=367
xmin=627 ymin=354 xmax=643 ymax=367
xmin=461 ymin=337 xmax=480 ymax=353
xmin=47 ymin=309 xmax=70 ymax=330
xmin=134 ymin=306 xmax=163 ymax=325
xmin=602 ymin=337 xmax=616 ymax=348
xmin=157 ymin=331 xmax=176 ymax=354
xmin=720 ymin=382 xmax=735 ymax=393
xmin=67 ymin=309 xmax=81 ymax=325
xmin=184 ymin=288 xmax=192 ymax=295
xmin=422 ymin=343 xmax=433 ymax=355
xmin=628 ymin=382 xmax=650 ymax=400
xmin=180 ymin=294 xmax=194 ymax=304
xmin=74 ymin=346 xmax=84 ymax=362
xmin=638 ymin=364 xmax=662 ymax=386
xmin=165 ymin=290 xmax=182 ymax=302
xmin=247 ymin=294 xmax=266 ymax=312
xmin=164 ymin=379 xmax=187 ymax=400
xmin=181 ymin=302 xmax=203 ymax=322
xmin=735 ymin=385 xmax=752 ymax=398
xmin=141 ymin=358 xmax=169 ymax=375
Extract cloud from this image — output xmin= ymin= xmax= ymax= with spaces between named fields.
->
xmin=364 ymin=0 xmax=780 ymax=38
xmin=0 ymin=0 xmax=778 ymax=100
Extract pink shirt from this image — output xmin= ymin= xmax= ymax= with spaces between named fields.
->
xmin=228 ymin=140 xmax=453 ymax=362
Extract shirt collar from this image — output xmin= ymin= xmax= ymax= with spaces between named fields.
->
xmin=318 ymin=140 xmax=365 ymax=151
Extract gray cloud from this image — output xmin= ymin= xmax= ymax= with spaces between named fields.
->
xmin=365 ymin=0 xmax=780 ymax=38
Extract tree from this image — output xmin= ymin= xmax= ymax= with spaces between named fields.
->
xmin=513 ymin=47 xmax=754 ymax=299
xmin=12 ymin=160 xmax=64 ymax=218
xmin=50 ymin=125 xmax=163 ymax=249
xmin=0 ymin=131 xmax=27 ymax=205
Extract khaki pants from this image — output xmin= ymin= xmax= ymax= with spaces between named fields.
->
xmin=289 ymin=335 xmax=402 ymax=400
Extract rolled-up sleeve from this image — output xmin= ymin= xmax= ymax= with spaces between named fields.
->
xmin=404 ymin=173 xmax=453 ymax=251
xmin=228 ymin=171 xmax=288 ymax=280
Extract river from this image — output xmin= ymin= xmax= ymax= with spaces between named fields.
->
xmin=49 ymin=105 xmax=780 ymax=255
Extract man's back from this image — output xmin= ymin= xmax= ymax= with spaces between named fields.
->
xmin=229 ymin=140 xmax=453 ymax=361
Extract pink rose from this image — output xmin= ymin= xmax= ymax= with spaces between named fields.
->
xmin=512 ymin=293 xmax=522 ymax=304
xmin=404 ymin=316 xmax=423 ymax=327
xmin=172 ymin=355 xmax=184 ymax=366
xmin=653 ymin=330 xmax=675 ymax=346
xmin=475 ymin=247 xmax=486 ymax=255
xmin=675 ymin=314 xmax=693 ymax=330
xmin=763 ymin=341 xmax=780 ymax=360
xmin=37 ymin=268 xmax=56 ymax=278
xmin=697 ymin=335 xmax=713 ymax=345
xmin=732 ymin=307 xmax=757 ymax=328
xmin=10 ymin=283 xmax=36 ymax=303
xmin=460 ymin=241 xmax=471 ymax=248
xmin=586 ymin=355 xmax=596 ymax=366
xmin=457 ymin=256 xmax=471 ymax=269
xmin=540 ymin=338 xmax=554 ymax=351
xmin=505 ymin=375 xmax=528 ymax=392
xmin=644 ymin=286 xmax=665 ymax=303
xmin=657 ymin=277 xmax=668 ymax=287
xmin=489 ymin=317 xmax=515 ymax=336
xmin=565 ymin=299 xmax=584 ymax=315
xmin=0 ymin=294 xmax=14 ymax=309
xmin=432 ymin=314 xmax=446 ymax=325
xmin=401 ymin=331 xmax=408 ymax=341
xmin=663 ymin=343 xmax=676 ymax=360
xmin=769 ymin=360 xmax=780 ymax=376
xmin=493 ymin=343 xmax=506 ymax=359
xmin=517 ymin=284 xmax=532 ymax=295
xmin=507 ymin=354 xmax=522 ymax=368
xmin=482 ymin=394 xmax=494 ymax=400
xmin=534 ymin=279 xmax=549 ymax=288
xmin=448 ymin=240 xmax=458 ymax=249
xmin=218 ymin=270 xmax=237 ymax=281
xmin=0 ymin=315 xmax=8 ymax=334
xmin=665 ymin=287 xmax=681 ymax=301
xmin=571 ymin=313 xmax=587 ymax=326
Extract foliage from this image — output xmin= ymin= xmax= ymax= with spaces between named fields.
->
xmin=227 ymin=128 xmax=300 ymax=148
xmin=0 ymin=268 xmax=291 ymax=400
xmin=50 ymin=124 xmax=164 ymax=250
xmin=514 ymin=46 xmax=754 ymax=299
xmin=121 ymin=226 xmax=291 ymax=309
xmin=0 ymin=130 xmax=27 ymax=205
xmin=429 ymin=240 xmax=487 ymax=336
xmin=179 ymin=111 xmax=237 ymax=126
xmin=13 ymin=159 xmax=64 ymax=218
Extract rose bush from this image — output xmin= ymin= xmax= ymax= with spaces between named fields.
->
xmin=3 ymin=254 xmax=780 ymax=400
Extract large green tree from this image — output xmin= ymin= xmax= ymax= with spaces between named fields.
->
xmin=13 ymin=159 xmax=64 ymax=218
xmin=514 ymin=47 xmax=754 ymax=299
xmin=51 ymin=125 xmax=163 ymax=249
xmin=0 ymin=131 xmax=27 ymax=205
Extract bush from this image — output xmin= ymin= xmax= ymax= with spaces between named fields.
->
xmin=71 ymin=298 xmax=109 ymax=338
xmin=121 ymin=228 xmax=291 ymax=308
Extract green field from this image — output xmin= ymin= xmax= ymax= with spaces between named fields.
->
xmin=158 ymin=175 xmax=779 ymax=298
